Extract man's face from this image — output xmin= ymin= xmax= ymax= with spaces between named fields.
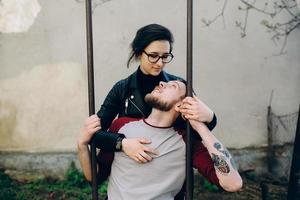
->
xmin=145 ymin=80 xmax=186 ymax=111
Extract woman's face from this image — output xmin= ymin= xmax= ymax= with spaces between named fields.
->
xmin=139 ymin=40 xmax=171 ymax=76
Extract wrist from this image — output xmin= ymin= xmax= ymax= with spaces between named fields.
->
xmin=77 ymin=129 xmax=89 ymax=147
xmin=195 ymin=123 xmax=209 ymax=133
xmin=121 ymin=138 xmax=129 ymax=152
xmin=77 ymin=140 xmax=89 ymax=151
xmin=115 ymin=135 xmax=125 ymax=152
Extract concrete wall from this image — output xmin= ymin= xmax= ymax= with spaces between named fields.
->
xmin=0 ymin=0 xmax=299 ymax=167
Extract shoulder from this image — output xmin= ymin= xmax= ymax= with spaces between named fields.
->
xmin=112 ymin=71 xmax=137 ymax=90
xmin=112 ymin=77 xmax=129 ymax=89
xmin=109 ymin=117 xmax=141 ymax=133
xmin=108 ymin=73 xmax=135 ymax=98
xmin=163 ymin=71 xmax=185 ymax=82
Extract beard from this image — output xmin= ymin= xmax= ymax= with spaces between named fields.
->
xmin=144 ymin=93 xmax=176 ymax=112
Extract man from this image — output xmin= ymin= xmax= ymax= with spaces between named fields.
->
xmin=77 ymin=80 xmax=242 ymax=199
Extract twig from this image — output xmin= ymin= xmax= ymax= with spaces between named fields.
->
xmin=201 ymin=0 xmax=228 ymax=29
xmin=238 ymin=0 xmax=300 ymax=54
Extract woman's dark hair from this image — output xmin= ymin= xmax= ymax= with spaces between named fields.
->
xmin=127 ymin=24 xmax=174 ymax=68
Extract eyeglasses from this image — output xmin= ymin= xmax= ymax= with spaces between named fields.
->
xmin=143 ymin=51 xmax=174 ymax=64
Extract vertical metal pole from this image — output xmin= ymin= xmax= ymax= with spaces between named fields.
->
xmin=267 ymin=106 xmax=273 ymax=173
xmin=287 ymin=105 xmax=300 ymax=200
xmin=186 ymin=0 xmax=194 ymax=199
xmin=85 ymin=0 xmax=98 ymax=199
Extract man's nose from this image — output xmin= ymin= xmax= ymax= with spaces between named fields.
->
xmin=159 ymin=81 xmax=166 ymax=88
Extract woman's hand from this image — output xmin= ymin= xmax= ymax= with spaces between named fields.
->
xmin=77 ymin=114 xmax=101 ymax=147
xmin=177 ymin=95 xmax=214 ymax=123
xmin=122 ymin=138 xmax=158 ymax=164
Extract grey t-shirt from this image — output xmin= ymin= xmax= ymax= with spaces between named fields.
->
xmin=107 ymin=119 xmax=186 ymax=200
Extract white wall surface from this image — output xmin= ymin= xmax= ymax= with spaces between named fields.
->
xmin=0 ymin=0 xmax=299 ymax=151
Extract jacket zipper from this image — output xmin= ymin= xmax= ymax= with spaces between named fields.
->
xmin=127 ymin=97 xmax=145 ymax=117
xmin=125 ymin=98 xmax=128 ymax=114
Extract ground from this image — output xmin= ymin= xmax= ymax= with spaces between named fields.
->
xmin=0 ymin=167 xmax=292 ymax=200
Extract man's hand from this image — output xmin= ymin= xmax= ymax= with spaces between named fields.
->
xmin=176 ymin=95 xmax=214 ymax=123
xmin=77 ymin=114 xmax=101 ymax=147
xmin=122 ymin=138 xmax=159 ymax=164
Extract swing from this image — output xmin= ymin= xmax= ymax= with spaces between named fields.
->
xmin=84 ymin=0 xmax=195 ymax=199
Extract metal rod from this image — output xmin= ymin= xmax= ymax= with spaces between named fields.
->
xmin=267 ymin=106 xmax=273 ymax=173
xmin=85 ymin=0 xmax=98 ymax=199
xmin=186 ymin=0 xmax=194 ymax=199
xmin=287 ymin=105 xmax=300 ymax=199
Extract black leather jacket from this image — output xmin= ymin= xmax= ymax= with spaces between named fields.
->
xmin=93 ymin=69 xmax=217 ymax=151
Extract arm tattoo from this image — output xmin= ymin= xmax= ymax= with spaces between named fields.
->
xmin=212 ymin=153 xmax=230 ymax=174
xmin=214 ymin=142 xmax=230 ymax=158
xmin=213 ymin=142 xmax=238 ymax=171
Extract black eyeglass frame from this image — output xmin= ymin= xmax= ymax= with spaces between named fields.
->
xmin=143 ymin=50 xmax=174 ymax=64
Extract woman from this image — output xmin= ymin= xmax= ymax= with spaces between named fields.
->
xmin=77 ymin=24 xmax=217 ymax=198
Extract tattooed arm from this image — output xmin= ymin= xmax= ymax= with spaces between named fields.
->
xmin=189 ymin=119 xmax=243 ymax=192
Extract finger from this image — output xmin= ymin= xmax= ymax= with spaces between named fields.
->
xmin=90 ymin=114 xmax=99 ymax=119
xmin=137 ymin=154 xmax=148 ymax=163
xmin=91 ymin=126 xmax=101 ymax=133
xmin=181 ymin=102 xmax=197 ymax=110
xmin=143 ymin=146 xmax=159 ymax=155
xmin=184 ymin=99 xmax=198 ymax=106
xmin=193 ymin=94 xmax=200 ymax=100
xmin=182 ymin=98 xmax=194 ymax=105
xmin=138 ymin=138 xmax=151 ymax=144
xmin=184 ymin=96 xmax=199 ymax=102
xmin=139 ymin=152 xmax=152 ymax=161
xmin=86 ymin=123 xmax=101 ymax=130
xmin=181 ymin=104 xmax=196 ymax=111
xmin=181 ymin=113 xmax=197 ymax=120
xmin=178 ymin=108 xmax=188 ymax=115
xmin=178 ymin=104 xmax=189 ymax=110
xmin=89 ymin=115 xmax=99 ymax=121
xmin=133 ymin=157 xmax=142 ymax=164
xmin=178 ymin=108 xmax=197 ymax=115
xmin=89 ymin=117 xmax=101 ymax=124
xmin=91 ymin=120 xmax=101 ymax=126
xmin=85 ymin=118 xmax=99 ymax=127
xmin=183 ymin=96 xmax=194 ymax=101
xmin=185 ymin=114 xmax=198 ymax=120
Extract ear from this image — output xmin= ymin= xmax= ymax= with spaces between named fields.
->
xmin=137 ymin=53 xmax=142 ymax=60
xmin=174 ymin=101 xmax=182 ymax=112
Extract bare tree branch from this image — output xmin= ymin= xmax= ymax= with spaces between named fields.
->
xmin=238 ymin=0 xmax=300 ymax=55
xmin=240 ymin=0 xmax=276 ymax=16
xmin=202 ymin=0 xmax=300 ymax=54
xmin=236 ymin=4 xmax=249 ymax=38
xmin=201 ymin=0 xmax=228 ymax=29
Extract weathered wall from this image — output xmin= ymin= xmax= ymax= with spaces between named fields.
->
xmin=0 ymin=0 xmax=299 ymax=157
xmin=0 ymin=63 xmax=88 ymax=151
xmin=0 ymin=0 xmax=88 ymax=152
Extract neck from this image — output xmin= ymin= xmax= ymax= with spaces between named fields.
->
xmin=145 ymin=109 xmax=178 ymax=127
xmin=139 ymin=65 xmax=149 ymax=75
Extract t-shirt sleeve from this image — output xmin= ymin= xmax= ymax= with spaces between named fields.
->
xmin=192 ymin=140 xmax=220 ymax=186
